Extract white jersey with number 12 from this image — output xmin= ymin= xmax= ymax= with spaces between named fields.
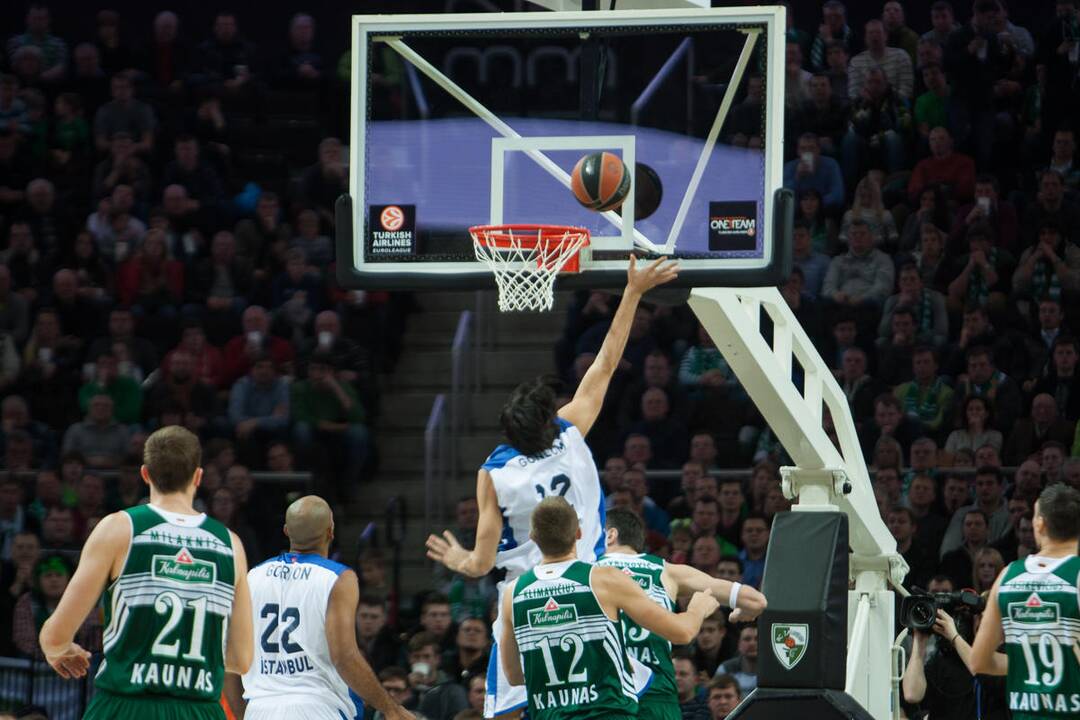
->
xmin=483 ymin=417 xmax=605 ymax=581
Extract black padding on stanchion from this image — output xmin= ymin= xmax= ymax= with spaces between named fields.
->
xmin=755 ymin=511 xmax=849 ymax=689
xmin=726 ymin=688 xmax=874 ymax=719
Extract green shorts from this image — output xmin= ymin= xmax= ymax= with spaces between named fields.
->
xmin=637 ymin=699 xmax=682 ymax=720
xmin=83 ymin=691 xmax=225 ymax=720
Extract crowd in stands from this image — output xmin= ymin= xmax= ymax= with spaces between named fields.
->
xmin=1 ymin=1 xmax=1079 ymax=720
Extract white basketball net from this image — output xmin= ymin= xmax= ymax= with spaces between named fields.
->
xmin=471 ymin=225 xmax=589 ymax=312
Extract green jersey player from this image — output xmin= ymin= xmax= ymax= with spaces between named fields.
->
xmin=972 ymin=483 xmax=1080 ymax=719
xmin=39 ymin=426 xmax=254 ymax=720
xmin=598 ymin=509 xmax=767 ymax=720
xmin=500 ymin=497 xmax=720 ymax=720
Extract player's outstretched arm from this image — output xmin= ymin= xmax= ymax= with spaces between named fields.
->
xmin=665 ymin=562 xmax=768 ymax=622
xmin=226 ymin=530 xmax=254 ymax=675
xmin=594 ymin=565 xmax=717 ymax=645
xmin=426 ymin=469 xmax=501 ymax=578
xmin=328 ymin=569 xmax=416 ymax=720
xmin=499 ymin=578 xmax=525 ymax=686
xmin=970 ymin=569 xmax=1009 ymax=676
xmin=40 ymin=512 xmax=129 ymax=678
xmin=559 ymin=256 xmax=678 ymax=436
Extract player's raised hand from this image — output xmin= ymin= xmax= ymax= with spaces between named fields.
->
xmin=45 ymin=641 xmax=91 ymax=679
xmin=687 ymin=588 xmax=720 ymax=619
xmin=626 ymin=255 xmax=680 ymax=295
xmin=426 ymin=530 xmax=469 ymax=573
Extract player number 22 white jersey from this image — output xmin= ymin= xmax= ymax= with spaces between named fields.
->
xmin=243 ymin=553 xmax=363 ymax=720
xmin=483 ymin=417 xmax=605 ymax=580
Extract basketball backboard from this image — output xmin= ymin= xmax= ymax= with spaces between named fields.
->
xmin=336 ymin=6 xmax=791 ymax=291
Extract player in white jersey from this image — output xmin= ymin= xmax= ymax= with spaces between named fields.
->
xmin=426 ymin=257 xmax=679 ymax=717
xmin=237 ymin=496 xmax=414 ymax=720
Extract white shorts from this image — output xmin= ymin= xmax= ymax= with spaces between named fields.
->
xmin=245 ymin=699 xmax=356 ymax=720
xmin=485 ymin=590 xmax=654 ymax=718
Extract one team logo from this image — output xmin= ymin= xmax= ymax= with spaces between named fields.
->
xmin=380 ymin=205 xmax=405 ymax=231
xmin=771 ymin=623 xmax=809 ymax=670
xmin=151 ymin=547 xmax=217 ymax=584
xmin=1008 ymin=593 xmax=1060 ymax=624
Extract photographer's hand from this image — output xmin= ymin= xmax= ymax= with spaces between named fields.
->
xmin=934 ymin=609 xmax=976 ymax=673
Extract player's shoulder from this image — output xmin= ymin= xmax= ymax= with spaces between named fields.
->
xmin=481 ymin=443 xmax=522 ymax=472
xmin=250 ymin=552 xmax=351 ymax=577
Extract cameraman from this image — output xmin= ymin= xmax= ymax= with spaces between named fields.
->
xmin=900 ymin=575 xmax=1008 ymax=720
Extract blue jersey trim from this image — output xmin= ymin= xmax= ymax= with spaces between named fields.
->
xmin=636 ymin=668 xmax=655 ymax=698
xmin=486 ymin=641 xmax=500 ymax=696
xmin=592 ymin=490 xmax=607 ymax=559
xmin=276 ymin=552 xmax=348 ymax=576
xmin=555 ymin=417 xmax=572 ymax=431
xmin=349 ymin=688 xmax=365 ymax=720
xmin=482 ymin=444 xmax=521 ymax=471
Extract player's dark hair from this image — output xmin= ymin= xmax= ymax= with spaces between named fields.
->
xmin=500 ymin=376 xmax=559 ymax=456
xmin=530 ymin=497 xmax=579 ymax=556
xmin=1036 ymin=483 xmax=1080 ymax=541
xmin=606 ymin=508 xmax=646 ymax=553
xmin=143 ymin=425 xmax=202 ymax=494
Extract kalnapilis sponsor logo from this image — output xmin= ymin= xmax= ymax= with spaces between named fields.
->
xmin=1008 ymin=593 xmax=1060 ymax=624
xmin=152 ymin=548 xmax=216 ymax=584
xmin=528 ymin=598 xmax=579 ymax=628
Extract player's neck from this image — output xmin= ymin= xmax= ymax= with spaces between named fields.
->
xmin=149 ymin=490 xmax=198 ymax=515
xmin=1035 ymin=539 xmax=1078 ymax=558
xmin=289 ymin=544 xmax=328 ymax=558
xmin=541 ymin=551 xmax=576 ymax=564
xmin=607 ymin=544 xmax=638 ymax=556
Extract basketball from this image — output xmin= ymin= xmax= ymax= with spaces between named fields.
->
xmin=570 ymin=151 xmax=632 ymax=212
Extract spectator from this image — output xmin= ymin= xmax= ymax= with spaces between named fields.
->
xmin=235 ymin=191 xmax=292 ymax=280
xmin=291 ymin=351 xmax=368 ymax=494
xmin=0 ymin=530 xmax=40 ymax=654
xmin=355 ymin=595 xmax=401 ymax=674
xmin=904 ymin=473 xmax=947 ymax=549
xmin=678 ymin=323 xmax=736 ymax=395
xmin=1012 ymin=220 xmax=1080 ymax=304
xmin=406 ymin=632 xmax=468 ymax=720
xmin=144 ymin=350 xmax=215 ymax=435
xmin=158 ymin=184 xmax=205 ymax=264
xmin=13 ymin=555 xmax=101 ymax=658
xmin=888 ymin=504 xmax=935 ymax=589
xmin=5 ymin=4 xmax=67 ymax=84
xmin=93 ymin=74 xmax=155 ymax=154
xmin=299 ymin=137 xmax=348 ymax=224
xmin=276 ymin=13 xmax=324 ymax=88
xmin=839 ymin=347 xmax=886 ymax=425
xmin=862 ymin=393 xmax=921 ymax=462
xmin=87 ymin=307 xmax=158 ymax=379
xmin=1041 ymin=440 xmax=1067 ymax=485
xmin=107 ymin=455 xmax=147 ymax=511
xmin=187 ymin=230 xmax=253 ymax=344
xmin=893 ymin=346 xmax=954 ymax=435
xmin=1031 ymin=335 xmax=1080 ymax=418
xmin=954 ymin=345 xmax=1022 ymax=430
xmin=737 ymin=515 xmax=769 ymax=589
xmin=717 ymin=626 xmax=758 ymax=696
xmin=810 ymin=1 xmax=854 ymax=72
xmin=782 ymin=133 xmax=844 ymax=213
xmin=1023 ymin=170 xmax=1080 ymax=246
xmin=165 ymin=320 xmax=225 ymax=389
xmin=795 ymin=189 xmax=836 ymax=260
xmin=136 ymin=11 xmax=192 ymax=96
xmin=71 ymin=473 xmax=105 ymax=542
xmin=707 ymin=675 xmax=742 ymax=720
xmin=442 ymin=618 xmax=488 ymax=683
xmin=0 ymin=130 xmax=31 ymax=217
xmin=17 ymin=308 xmax=81 ymax=429
xmin=0 ymin=266 xmax=29 ymax=346
xmin=50 ymin=268 xmax=103 ymax=348
xmin=940 ymin=467 xmax=1010 ymax=557
xmin=823 ymin=218 xmax=896 ymax=319
xmin=222 ymin=305 xmax=295 ymax=385
xmin=1 ymin=221 xmax=48 ymax=305
xmin=921 ymin=1 xmax=959 ymax=47
xmin=272 ymin=248 xmax=326 ymax=344
xmin=879 ymin=263 xmax=948 ymax=348
xmin=674 ymin=653 xmax=709 ymax=720
xmin=1004 ymin=393 xmax=1075 ymax=465
xmin=823 ymin=40 xmax=852 ymax=101
xmin=1022 ymin=297 xmax=1065 ymax=382
xmin=908 ymin=127 xmax=976 ymax=205
xmin=628 ymin=388 xmax=688 ymax=469
xmin=913 ymin=63 xmax=952 ymax=146
xmin=990 ymin=497 xmax=1031 ymax=563
xmin=795 ymin=74 xmax=849 ymax=156
xmin=208 ymin=487 xmax=261 ymax=564
xmin=791 ymin=220 xmax=830 ymax=299
xmin=228 ymin=355 xmax=290 ymax=464
xmin=784 ymin=42 xmax=812 ymax=110
xmin=1009 ymin=460 xmax=1045 ymax=504
xmin=691 ymin=611 xmax=730 ymax=679
xmin=196 ymin=11 xmax=260 ymax=97
xmin=60 ymin=394 xmax=131 ymax=468
xmin=160 ymin=135 xmax=225 ymax=224
xmin=376 ymin=667 xmax=421 ymax=719
xmin=950 ymin=174 xmax=1018 ymax=255
xmin=945 ymin=224 xmax=1014 ymax=316
xmin=945 ymin=395 xmax=1003 ymax=457
xmin=849 ymin=20 xmax=914 ymax=100
xmin=939 ymin=508 xmax=990 ymax=588
xmin=688 ymin=432 xmax=719 ymax=471
xmin=882 ymin=1 xmax=919 ymax=64
xmin=116 ymin=228 xmax=184 ymax=315
xmin=1038 ymin=128 xmax=1080 ymax=193
xmin=78 ymin=351 xmax=143 ymax=425
xmin=842 ymin=68 xmax=911 ymax=184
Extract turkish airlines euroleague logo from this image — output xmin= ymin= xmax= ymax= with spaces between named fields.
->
xmin=380 ymin=205 xmax=405 ymax=231
xmin=369 ymin=204 xmax=416 ymax=256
